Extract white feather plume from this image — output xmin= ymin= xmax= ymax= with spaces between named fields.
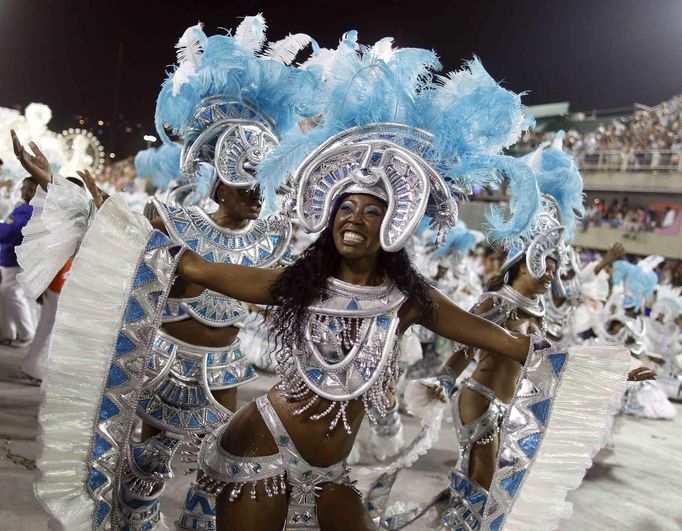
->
xmin=261 ymin=33 xmax=313 ymax=65
xmin=234 ymin=13 xmax=267 ymax=52
xmin=367 ymin=37 xmax=396 ymax=62
xmin=172 ymin=23 xmax=206 ymax=96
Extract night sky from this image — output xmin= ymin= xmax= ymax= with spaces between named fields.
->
xmin=2 ymin=0 xmax=682 ymax=157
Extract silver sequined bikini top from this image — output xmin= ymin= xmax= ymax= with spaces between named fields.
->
xmin=152 ymin=198 xmax=292 ymax=327
xmin=276 ymin=278 xmax=407 ymax=433
xmin=475 ymin=285 xmax=546 ymax=332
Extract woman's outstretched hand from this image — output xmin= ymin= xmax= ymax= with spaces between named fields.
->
xmin=11 ymin=129 xmax=52 ymax=189
xmin=77 ymin=170 xmax=107 ymax=209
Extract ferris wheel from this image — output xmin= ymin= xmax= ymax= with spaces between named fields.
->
xmin=58 ymin=127 xmax=106 ymax=176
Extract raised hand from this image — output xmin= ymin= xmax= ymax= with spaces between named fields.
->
xmin=76 ymin=170 xmax=106 ymax=209
xmin=10 ymin=129 xmax=52 ymax=189
xmin=605 ymin=242 xmax=626 ymax=264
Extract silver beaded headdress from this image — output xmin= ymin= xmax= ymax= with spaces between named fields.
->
xmin=258 ymin=43 xmax=538 ymax=251
xmin=499 ymin=132 xmax=584 ymax=282
xmin=154 ymin=18 xmax=321 ymax=201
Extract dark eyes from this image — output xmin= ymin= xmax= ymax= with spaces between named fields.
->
xmin=339 ymin=202 xmax=383 ymax=217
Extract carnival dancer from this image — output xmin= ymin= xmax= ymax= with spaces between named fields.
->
xmin=174 ymin=43 xmax=629 ymax=531
xmin=28 ymin=38 xmax=551 ymax=529
xmin=644 ymin=284 xmax=682 ymax=398
xmin=372 ymin=153 xmax=630 ymax=529
xmin=0 ymin=176 xmax=38 ymax=347
xmin=597 ymin=257 xmax=677 ymax=420
xmin=177 ymin=50 xmax=548 ymax=530
xmin=14 ymin=17 xmax=321 ymax=531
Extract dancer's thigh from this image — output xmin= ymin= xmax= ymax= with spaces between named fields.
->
xmin=317 ymin=482 xmax=376 ymax=531
xmin=217 ymin=401 xmax=287 ymax=531
xmin=468 ymin=437 xmax=499 ymax=491
xmin=212 ymin=387 xmax=237 ymax=413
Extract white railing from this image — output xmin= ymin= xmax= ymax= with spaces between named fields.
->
xmin=575 ymin=149 xmax=682 ymax=172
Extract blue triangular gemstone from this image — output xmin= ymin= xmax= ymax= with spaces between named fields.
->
xmin=270 ymin=235 xmax=280 ymax=246
xmin=169 ymin=414 xmax=182 ymax=427
xmin=528 ymin=398 xmax=551 ymax=425
xmin=222 ymin=372 xmax=237 ymax=384
xmin=146 ymin=231 xmax=171 ymax=251
xmin=518 ymin=432 xmax=542 ymax=458
xmin=377 ymin=316 xmax=390 ymax=329
xmin=98 ymin=396 xmax=120 ymax=421
xmin=88 ymin=468 xmax=108 ymax=494
xmin=186 ymin=239 xmax=199 ymax=252
xmin=258 ymin=247 xmax=269 ymax=260
xmin=138 ymin=398 xmax=151 ymax=410
xmin=489 ymin=514 xmax=505 ymax=531
xmin=181 ymin=360 xmax=194 ymax=374
xmin=115 ymin=332 xmax=136 ymax=358
xmin=547 ymin=353 xmax=567 ymax=376
xmin=107 ymin=365 xmax=129 ymax=388
xmin=95 ymin=501 xmax=111 ymax=526
xmin=206 ymin=410 xmax=218 ymax=423
xmin=500 ymin=470 xmax=525 ymax=499
xmin=203 ymin=251 xmax=215 ymax=262
xmin=188 ymin=415 xmax=200 ymax=428
xmin=174 ymin=220 xmax=189 ymax=234
xmin=241 ymin=255 xmax=253 ymax=266
xmin=150 ymin=407 xmax=164 ymax=420
xmin=123 ymin=296 xmax=146 ymax=323
xmin=346 ymin=298 xmax=360 ymax=310
xmin=306 ymin=368 xmax=324 ymax=383
xmin=92 ymin=434 xmax=112 ymax=460
xmin=132 ymin=262 xmax=156 ymax=289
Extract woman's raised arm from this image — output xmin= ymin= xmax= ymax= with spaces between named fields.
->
xmin=178 ymin=250 xmax=283 ymax=305
xmin=418 ymin=288 xmax=530 ymax=363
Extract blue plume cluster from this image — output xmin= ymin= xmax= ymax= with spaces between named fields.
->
xmin=522 ymin=132 xmax=585 ymax=242
xmin=257 ymin=45 xmax=537 ymax=241
xmin=134 ymin=143 xmax=182 ymax=191
xmin=154 ymin=25 xmax=322 ymax=145
xmin=433 ymin=222 xmax=483 ymax=257
xmin=612 ymin=260 xmax=658 ymax=311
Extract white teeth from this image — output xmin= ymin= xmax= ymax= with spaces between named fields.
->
xmin=343 ymin=231 xmax=365 ymax=244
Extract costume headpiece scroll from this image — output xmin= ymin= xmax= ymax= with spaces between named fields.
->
xmin=498 ymin=130 xmax=584 ymax=282
xmin=154 ymin=17 xmax=321 ymax=201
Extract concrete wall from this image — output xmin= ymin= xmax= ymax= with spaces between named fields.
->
xmin=582 ymin=171 xmax=682 ymax=194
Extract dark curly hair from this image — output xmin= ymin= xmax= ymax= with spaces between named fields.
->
xmin=268 ymin=205 xmax=434 ymax=349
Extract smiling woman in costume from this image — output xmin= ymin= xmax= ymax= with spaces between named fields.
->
xmin=173 ymin=42 xmax=551 ymax=530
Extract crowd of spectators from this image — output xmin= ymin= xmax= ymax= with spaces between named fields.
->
xmin=581 ymin=198 xmax=679 ymax=234
xmin=518 ymin=94 xmax=682 ymax=171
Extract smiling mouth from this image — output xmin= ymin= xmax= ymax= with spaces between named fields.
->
xmin=342 ymin=230 xmax=366 ymax=245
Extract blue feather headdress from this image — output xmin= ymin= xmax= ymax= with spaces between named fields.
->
xmin=522 ymin=131 xmax=584 ymax=243
xmin=258 ymin=43 xmax=538 ymax=244
xmin=612 ymin=257 xmax=661 ymax=312
xmin=134 ymin=143 xmax=182 ymax=191
xmin=155 ymin=18 xmax=320 ymax=145
xmin=153 ymin=17 xmax=323 ymax=204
